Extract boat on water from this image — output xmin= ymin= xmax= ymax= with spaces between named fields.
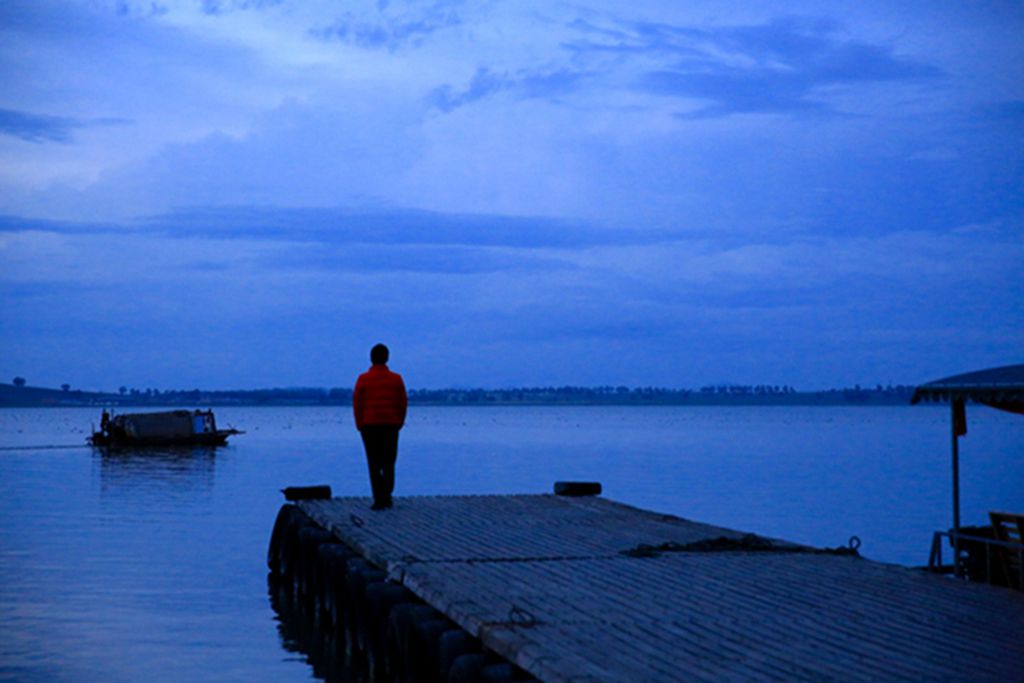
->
xmin=89 ymin=409 xmax=243 ymax=447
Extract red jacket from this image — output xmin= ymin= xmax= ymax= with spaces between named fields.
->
xmin=353 ymin=364 xmax=407 ymax=430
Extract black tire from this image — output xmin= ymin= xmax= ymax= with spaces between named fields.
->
xmin=296 ymin=526 xmax=334 ymax=607
xmin=281 ymin=484 xmax=332 ymax=501
xmin=408 ymin=618 xmax=451 ymax=683
xmin=267 ymin=504 xmax=301 ymax=575
xmin=553 ymin=481 xmax=602 ymax=496
xmin=279 ymin=511 xmax=318 ymax=596
xmin=389 ymin=604 xmax=441 ymax=683
xmin=315 ymin=543 xmax=351 ymax=630
xmin=447 ymin=653 xmax=491 ymax=683
xmin=344 ymin=558 xmax=386 ymax=667
xmin=437 ymin=630 xmax=480 ymax=682
xmin=364 ymin=582 xmax=415 ymax=683
xmin=479 ymin=662 xmax=521 ymax=682
xmin=385 ymin=603 xmax=418 ymax=682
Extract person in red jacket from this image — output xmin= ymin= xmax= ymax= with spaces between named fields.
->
xmin=353 ymin=343 xmax=408 ymax=510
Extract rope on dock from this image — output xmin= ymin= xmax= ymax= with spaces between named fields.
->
xmin=622 ymin=533 xmax=862 ymax=558
xmin=480 ymin=606 xmax=540 ymax=631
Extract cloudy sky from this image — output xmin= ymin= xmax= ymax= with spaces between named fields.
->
xmin=1 ymin=0 xmax=1021 ymax=391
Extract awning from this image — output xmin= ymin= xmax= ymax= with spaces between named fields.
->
xmin=911 ymin=364 xmax=1024 ymax=415
xmin=911 ymin=363 xmax=1024 ymax=576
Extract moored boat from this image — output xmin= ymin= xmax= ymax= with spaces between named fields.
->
xmin=89 ymin=409 xmax=243 ymax=447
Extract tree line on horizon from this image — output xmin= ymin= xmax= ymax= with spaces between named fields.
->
xmin=3 ymin=377 xmax=917 ymax=407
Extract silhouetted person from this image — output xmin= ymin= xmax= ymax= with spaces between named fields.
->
xmin=353 ymin=343 xmax=408 ymax=510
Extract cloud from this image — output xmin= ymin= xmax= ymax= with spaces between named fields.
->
xmin=2 ymin=2 xmax=1021 ymax=390
xmin=262 ymin=243 xmax=574 ymax=275
xmin=109 ymin=0 xmax=282 ymax=18
xmin=2 ymin=204 xmax=1021 ymax=389
xmin=0 ymin=109 xmax=114 ymax=144
xmin=978 ymin=99 xmax=1024 ymax=125
xmin=145 ymin=205 xmax=689 ymax=249
xmin=310 ymin=2 xmax=462 ymax=51
xmin=567 ymin=17 xmax=943 ymax=118
xmin=0 ymin=205 xmax=683 ymax=250
xmin=0 ymin=108 xmax=79 ymax=142
xmin=427 ymin=67 xmax=588 ymax=112
xmin=0 ymin=4 xmax=993 ymax=235
xmin=199 ymin=0 xmax=283 ymax=15
xmin=564 ymin=17 xmax=704 ymax=58
xmin=0 ymin=214 xmax=124 ymax=234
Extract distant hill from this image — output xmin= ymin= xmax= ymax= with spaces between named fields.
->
xmin=0 ymin=382 xmax=916 ymax=408
xmin=0 ymin=383 xmax=121 ymax=407
xmin=0 ymin=383 xmax=348 ymax=408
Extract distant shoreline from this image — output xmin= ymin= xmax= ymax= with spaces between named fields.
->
xmin=0 ymin=382 xmax=916 ymax=408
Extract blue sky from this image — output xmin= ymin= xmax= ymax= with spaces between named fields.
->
xmin=1 ymin=0 xmax=1021 ymax=391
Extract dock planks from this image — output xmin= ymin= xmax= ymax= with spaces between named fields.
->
xmin=299 ymin=494 xmax=1023 ymax=682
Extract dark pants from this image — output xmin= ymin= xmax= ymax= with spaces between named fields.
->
xmin=360 ymin=425 xmax=399 ymax=505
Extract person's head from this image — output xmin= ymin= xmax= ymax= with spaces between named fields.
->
xmin=370 ymin=343 xmax=389 ymax=366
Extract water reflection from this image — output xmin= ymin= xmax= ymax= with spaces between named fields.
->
xmin=93 ymin=445 xmax=218 ymax=495
xmin=269 ymin=576 xmax=356 ymax=683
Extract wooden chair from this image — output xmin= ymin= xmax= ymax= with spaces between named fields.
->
xmin=989 ymin=511 xmax=1024 ymax=590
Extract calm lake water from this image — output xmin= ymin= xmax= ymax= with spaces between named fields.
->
xmin=1 ymin=405 xmax=1021 ymax=681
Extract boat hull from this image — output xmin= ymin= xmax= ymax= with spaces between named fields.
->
xmin=88 ymin=429 xmax=239 ymax=448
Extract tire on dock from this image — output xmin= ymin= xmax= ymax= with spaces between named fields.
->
xmin=296 ymin=525 xmax=335 ymax=609
xmin=449 ymin=652 xmax=530 ymax=682
xmin=479 ymin=662 xmax=525 ymax=682
xmin=553 ymin=480 xmax=602 ymax=496
xmin=277 ymin=507 xmax=320 ymax=595
xmin=407 ymin=617 xmax=453 ymax=683
xmin=344 ymin=557 xmax=387 ymax=670
xmin=315 ymin=543 xmax=353 ymax=632
xmin=448 ymin=653 xmax=494 ymax=682
xmin=388 ymin=604 xmax=442 ymax=683
xmin=437 ymin=630 xmax=481 ymax=682
xmin=364 ymin=581 xmax=417 ymax=682
xmin=267 ymin=504 xmax=304 ymax=577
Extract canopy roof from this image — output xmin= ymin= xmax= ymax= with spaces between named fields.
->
xmin=911 ymin=364 xmax=1024 ymax=406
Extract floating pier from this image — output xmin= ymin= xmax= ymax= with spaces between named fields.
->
xmin=267 ymin=489 xmax=1023 ymax=682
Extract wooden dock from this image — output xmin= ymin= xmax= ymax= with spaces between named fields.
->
xmin=282 ymin=493 xmax=1023 ymax=681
